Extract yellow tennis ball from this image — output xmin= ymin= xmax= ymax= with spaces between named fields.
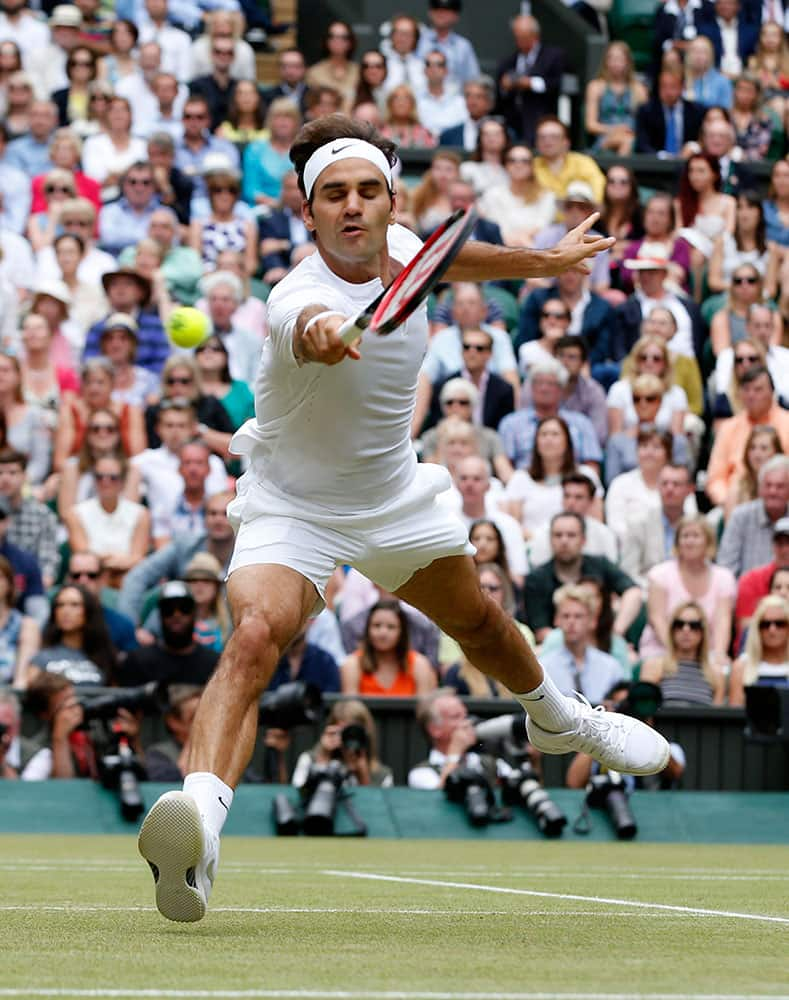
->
xmin=166 ymin=307 xmax=210 ymax=348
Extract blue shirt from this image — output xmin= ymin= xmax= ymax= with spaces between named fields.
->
xmin=103 ymin=604 xmax=138 ymax=653
xmin=174 ymin=134 xmax=240 ymax=203
xmin=267 ymin=643 xmax=341 ymax=695
xmin=764 ymin=201 xmax=789 ymax=246
xmin=242 ymin=139 xmax=292 ymax=205
xmin=5 ymin=135 xmax=52 ymax=177
xmin=0 ymin=537 xmax=44 ymax=608
xmin=498 ymin=407 xmax=603 ymax=468
xmin=84 ymin=310 xmax=171 ymax=375
xmin=540 ymin=642 xmax=626 ymax=706
xmin=0 ymin=162 xmax=31 ymax=234
xmin=689 ymin=69 xmax=733 ymax=108
xmin=115 ymin=0 xmax=239 ymax=32
xmin=99 ymin=197 xmax=162 ymax=258
xmin=415 ymin=28 xmax=480 ymax=85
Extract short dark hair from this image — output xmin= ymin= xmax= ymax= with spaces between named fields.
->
xmin=290 ymin=113 xmax=397 ymax=203
xmin=561 ymin=471 xmax=595 ymax=497
xmin=740 ymin=364 xmax=774 ymax=391
xmin=536 ymin=115 xmax=570 ymax=141
xmin=0 ymin=448 xmax=26 ymax=471
xmin=551 ymin=510 xmax=586 ymax=536
xmin=637 ymin=424 xmax=673 ymax=456
xmin=555 ymin=334 xmax=588 ymax=361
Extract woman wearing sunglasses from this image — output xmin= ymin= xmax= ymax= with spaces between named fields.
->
xmin=26 ymin=168 xmax=76 ymax=253
xmin=607 ymin=334 xmax=688 ymax=438
xmin=710 ymin=263 xmax=781 ymax=357
xmin=641 ymin=600 xmax=726 ymax=706
xmin=729 ymin=595 xmax=789 ymax=707
xmin=52 ymin=46 xmax=98 ymax=129
xmin=144 ymin=355 xmax=233 ymax=457
xmin=193 ymin=334 xmax=254 ymax=431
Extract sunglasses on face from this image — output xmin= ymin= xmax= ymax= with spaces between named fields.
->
xmin=445 ymin=398 xmax=471 ymax=405
xmin=166 ymin=376 xmax=193 ymax=385
xmin=63 ymin=219 xmax=91 ymax=227
xmin=480 ymin=582 xmax=503 ymax=593
xmin=425 ymin=59 xmax=446 ymax=67
xmin=209 ymin=185 xmax=238 ymax=195
xmin=126 ymin=177 xmax=153 ymax=187
xmin=212 ymin=47 xmax=234 ymax=56
xmin=70 ymin=58 xmax=93 ymax=67
xmin=672 ymin=619 xmax=703 ymax=631
xmin=95 ymin=472 xmax=122 ymax=482
xmin=634 ymin=394 xmax=659 ymax=403
xmin=507 ymin=156 xmax=532 ymax=165
xmin=759 ymin=618 xmax=788 ymax=631
xmin=732 ymin=275 xmax=759 ymax=285
xmin=45 ymin=185 xmax=73 ymax=194
xmin=183 ymin=112 xmax=207 ymax=120
xmin=462 ymin=343 xmax=490 ymax=352
xmin=88 ymin=424 xmax=117 ymax=433
xmin=735 ymin=354 xmax=759 ymax=363
xmin=196 ymin=342 xmax=224 ymax=353
xmin=70 ymin=570 xmax=99 ymax=581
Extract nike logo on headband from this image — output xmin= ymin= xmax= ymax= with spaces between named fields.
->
xmin=331 ymin=143 xmax=354 ymax=154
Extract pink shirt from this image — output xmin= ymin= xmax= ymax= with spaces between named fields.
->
xmin=639 ymin=559 xmax=737 ymax=658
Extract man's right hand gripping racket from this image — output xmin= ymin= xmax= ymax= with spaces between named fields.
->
xmin=339 ymin=206 xmax=478 ymax=346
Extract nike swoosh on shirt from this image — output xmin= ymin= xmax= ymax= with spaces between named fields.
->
xmin=520 ymin=695 xmax=545 ymax=702
xmin=218 ymin=796 xmax=229 ymax=812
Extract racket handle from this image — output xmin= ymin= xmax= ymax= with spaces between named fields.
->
xmin=339 ymin=314 xmax=367 ymax=346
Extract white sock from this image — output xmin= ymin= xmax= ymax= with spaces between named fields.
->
xmin=514 ymin=673 xmax=577 ymax=733
xmin=183 ymin=771 xmax=234 ymax=837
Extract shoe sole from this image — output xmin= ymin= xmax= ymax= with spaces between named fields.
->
xmin=138 ymin=792 xmax=207 ymax=923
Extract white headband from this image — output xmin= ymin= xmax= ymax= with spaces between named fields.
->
xmin=303 ymin=139 xmax=393 ymax=199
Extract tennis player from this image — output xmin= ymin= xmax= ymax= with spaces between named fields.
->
xmin=139 ymin=115 xmax=669 ymax=923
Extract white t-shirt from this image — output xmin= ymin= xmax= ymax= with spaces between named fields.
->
xmin=440 ymin=491 xmax=526 ymax=577
xmin=229 ymin=224 xmax=428 ymax=520
xmin=132 ymin=446 xmax=228 ymax=519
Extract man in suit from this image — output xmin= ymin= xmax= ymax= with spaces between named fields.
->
xmin=494 ymin=14 xmax=564 ymax=146
xmin=621 ymin=463 xmax=695 ymax=588
xmin=262 ymin=47 xmax=311 ymax=116
xmin=257 ymin=170 xmax=311 ymax=286
xmin=697 ymin=117 xmax=754 ymax=194
xmin=449 ymin=179 xmax=503 ymax=245
xmin=697 ymin=0 xmax=759 ymax=75
xmin=635 ymin=70 xmax=705 ymax=155
xmin=613 ymin=258 xmax=706 ymax=365
xmin=438 ymin=76 xmax=495 ymax=151
xmin=429 ymin=327 xmax=515 ymax=431
xmin=652 ymin=0 xmax=713 ymax=73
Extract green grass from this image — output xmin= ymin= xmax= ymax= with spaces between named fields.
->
xmin=2 ymin=836 xmax=789 ymax=999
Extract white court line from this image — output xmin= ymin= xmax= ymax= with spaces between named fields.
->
xmin=0 ymin=904 xmax=662 ymax=917
xmin=323 ymin=871 xmax=789 ymax=926
xmin=2 ymin=991 xmax=789 ymax=999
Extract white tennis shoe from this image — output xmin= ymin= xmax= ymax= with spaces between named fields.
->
xmin=526 ymin=692 xmax=670 ymax=776
xmin=138 ymin=791 xmax=218 ymax=923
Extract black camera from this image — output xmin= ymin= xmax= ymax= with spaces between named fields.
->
xmin=0 ymin=721 xmax=8 ymax=741
xmin=259 ymin=681 xmax=322 ymax=729
xmin=78 ymin=682 xmax=162 ymax=724
xmin=585 ymin=771 xmax=637 ymax=840
xmin=340 ymin=723 xmax=369 ymax=756
xmin=501 ymin=762 xmax=567 ymax=837
xmin=444 ymin=759 xmax=497 ymax=827
xmin=97 ymin=737 xmax=147 ymax=822
xmin=271 ymin=758 xmax=367 ymax=837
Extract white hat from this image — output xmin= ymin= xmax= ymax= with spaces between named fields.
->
xmin=50 ymin=4 xmax=83 ymax=27
xmin=201 ymin=152 xmax=241 ymax=180
xmin=622 ymin=257 xmax=670 ymax=271
xmin=561 ymin=181 xmax=596 ymax=206
xmin=33 ymin=279 xmax=72 ymax=307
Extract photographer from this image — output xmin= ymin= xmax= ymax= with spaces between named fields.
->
xmin=0 ymin=690 xmax=21 ymax=779
xmin=408 ymin=688 xmax=508 ymax=790
xmin=291 ymin=699 xmax=393 ymax=789
xmin=566 ymin=681 xmax=685 ymax=791
xmin=19 ymin=672 xmax=142 ymax=780
xmin=143 ymin=684 xmax=203 ymax=783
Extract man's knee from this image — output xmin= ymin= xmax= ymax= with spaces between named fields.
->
xmin=445 ymin=596 xmax=507 ymax=650
xmin=228 ymin=609 xmax=288 ymax=668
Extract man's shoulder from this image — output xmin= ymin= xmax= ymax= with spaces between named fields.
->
xmin=0 ymin=539 xmax=38 ymax=570
xmin=727 ymin=498 xmax=762 ymax=524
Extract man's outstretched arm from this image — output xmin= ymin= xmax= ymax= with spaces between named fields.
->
xmin=445 ymin=212 xmax=614 ymax=281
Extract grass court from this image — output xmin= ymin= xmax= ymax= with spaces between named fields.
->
xmin=2 ymin=835 xmax=788 ymax=999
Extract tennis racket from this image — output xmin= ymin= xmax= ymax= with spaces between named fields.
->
xmin=339 ymin=205 xmax=478 ymax=346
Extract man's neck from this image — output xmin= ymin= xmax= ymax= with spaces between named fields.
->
xmin=185 ymin=133 xmax=207 ymax=151
xmin=565 ymin=637 xmax=587 ymax=662
xmin=663 ymin=504 xmax=684 ymax=526
xmin=563 ymin=289 xmax=582 ymax=307
xmin=533 ymin=403 xmax=558 ymax=420
xmin=747 ymin=406 xmax=772 ymax=424
xmin=163 ymin=640 xmax=197 ymax=656
xmin=213 ymin=69 xmax=231 ymax=86
xmin=463 ymin=499 xmax=486 ymax=520
xmin=554 ymin=555 xmax=582 ymax=579
xmin=428 ymin=81 xmax=444 ymax=97
xmin=207 ymin=536 xmax=233 ymax=563
xmin=182 ymin=488 xmax=204 ymax=507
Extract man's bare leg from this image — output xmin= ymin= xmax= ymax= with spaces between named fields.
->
xmin=395 ymin=554 xmax=669 ymax=774
xmin=138 ymin=563 xmax=318 ymax=923
xmin=187 ymin=563 xmax=318 ymax=785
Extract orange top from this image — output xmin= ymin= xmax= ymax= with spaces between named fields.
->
xmin=358 ymin=650 xmax=417 ymax=697
xmin=706 ymin=404 xmax=789 ymax=505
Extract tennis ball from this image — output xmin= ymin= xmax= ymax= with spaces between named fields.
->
xmin=166 ymin=307 xmax=210 ymax=348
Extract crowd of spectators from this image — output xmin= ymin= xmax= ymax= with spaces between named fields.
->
xmin=0 ymin=0 xmax=788 ymax=792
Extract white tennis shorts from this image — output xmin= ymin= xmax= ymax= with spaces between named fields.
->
xmin=227 ymin=464 xmax=473 ymax=613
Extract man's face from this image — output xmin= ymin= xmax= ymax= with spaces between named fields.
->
xmin=166 ymin=694 xmax=200 ymax=745
xmin=280 ymin=172 xmax=303 ymax=212
xmin=123 ymin=167 xmax=155 ymax=209
xmin=207 ymin=285 xmax=238 ymax=327
xmin=703 ymin=122 xmax=733 ymax=158
xmin=561 ymin=482 xmax=592 ymax=515
xmin=550 ymin=516 xmax=584 ymax=561
xmin=179 ymin=446 xmax=211 ymax=490
xmin=449 ymin=181 xmax=475 ymax=213
xmin=211 ymin=37 xmax=235 ymax=72
xmin=659 ymin=466 xmax=691 ymax=511
xmin=746 ymin=309 xmax=774 ymax=347
xmin=773 ymin=533 xmax=789 ymax=565
xmin=556 ymin=598 xmax=591 ymax=645
xmin=157 ymin=411 xmax=193 ymax=451
xmin=0 ymin=461 xmax=24 ymax=500
xmin=740 ymin=374 xmax=773 ymax=418
xmin=68 ymin=555 xmax=103 ymax=595
xmin=149 ymin=211 xmax=176 ymax=248
xmin=425 ymin=52 xmax=448 ymax=86
xmin=30 ymin=103 xmax=56 ymax=140
xmin=638 ymin=268 xmax=668 ymax=297
xmin=557 ymin=345 xmax=583 ymax=378
xmin=716 ymin=0 xmax=738 ymax=19
xmin=464 ymin=84 xmax=490 ymax=121
xmin=512 ymin=19 xmax=538 ymax=52
xmin=147 ymin=141 xmax=173 ymax=170
xmin=204 ymin=496 xmax=233 ymax=541
xmin=279 ymin=51 xmax=305 ymax=85
xmin=106 ymin=276 xmax=142 ymax=311
xmin=53 ymin=25 xmax=80 ymax=51
xmin=658 ymin=73 xmax=682 ymax=107
xmin=428 ymin=7 xmax=459 ymax=32
xmin=452 ymin=286 xmax=486 ymax=329
xmin=531 ymin=374 xmax=562 ymax=411
xmin=427 ymin=693 xmax=468 ymax=746
xmin=146 ymin=0 xmax=167 ymax=20
xmin=536 ymin=124 xmax=568 ymax=161
xmin=563 ymin=201 xmax=592 ymax=229
xmin=461 ymin=330 xmax=492 ymax=374
xmin=160 ymin=600 xmax=196 ymax=647
xmin=304 ymin=159 xmax=394 ymax=273
xmin=456 ymin=459 xmax=489 ymax=504
xmin=154 ymin=74 xmax=178 ymax=106
xmin=182 ymin=102 xmax=209 ymax=138
xmin=760 ymin=469 xmax=789 ymax=519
